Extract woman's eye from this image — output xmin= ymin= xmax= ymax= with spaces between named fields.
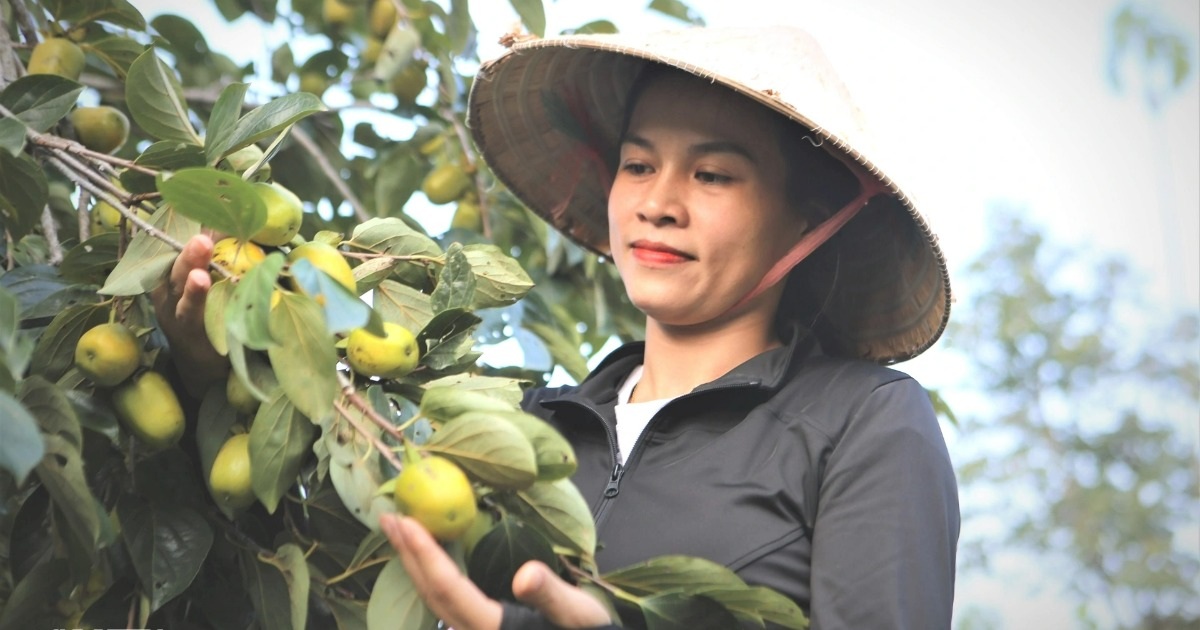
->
xmin=696 ymin=171 xmax=730 ymax=184
xmin=622 ymin=162 xmax=651 ymax=175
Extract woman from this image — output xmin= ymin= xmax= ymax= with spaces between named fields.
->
xmin=157 ymin=25 xmax=958 ymax=630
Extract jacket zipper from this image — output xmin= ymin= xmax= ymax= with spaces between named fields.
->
xmin=559 ymin=379 xmax=763 ymax=531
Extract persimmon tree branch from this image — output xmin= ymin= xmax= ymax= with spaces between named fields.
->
xmin=292 ymin=124 xmax=372 ymax=223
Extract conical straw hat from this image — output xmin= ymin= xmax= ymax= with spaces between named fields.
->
xmin=468 ymin=26 xmax=951 ymax=363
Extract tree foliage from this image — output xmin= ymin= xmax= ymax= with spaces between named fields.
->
xmin=948 ymin=210 xmax=1199 ymax=629
xmin=0 ymin=0 xmax=804 ymax=628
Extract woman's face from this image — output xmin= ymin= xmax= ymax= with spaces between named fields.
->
xmin=608 ymin=71 xmax=806 ymax=329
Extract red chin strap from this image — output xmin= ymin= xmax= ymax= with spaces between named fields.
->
xmin=724 ymin=157 xmax=889 ymax=316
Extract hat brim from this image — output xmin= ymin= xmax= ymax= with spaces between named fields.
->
xmin=468 ymin=28 xmax=950 ymax=364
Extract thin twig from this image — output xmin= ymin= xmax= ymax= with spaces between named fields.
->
xmin=336 ymin=370 xmax=406 ymax=443
xmin=292 ymin=125 xmax=371 ymax=222
xmin=0 ymin=14 xmax=23 ymax=88
xmin=43 ymin=154 xmax=184 ymax=252
xmin=29 ymin=132 xmax=159 ymax=176
xmin=76 ymin=187 xmax=90 ymax=241
xmin=333 ymin=398 xmax=404 ymax=471
xmin=7 ymin=0 xmax=40 ymax=49
xmin=39 ymin=205 xmax=62 ymax=264
xmin=4 ymin=228 xmax=13 ymax=270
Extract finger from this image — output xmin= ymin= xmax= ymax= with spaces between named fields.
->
xmin=382 ymin=514 xmax=503 ymax=630
xmin=168 ymin=234 xmax=214 ymax=299
xmin=175 ymin=268 xmax=212 ymax=324
xmin=513 ymin=561 xmax=613 ymax=627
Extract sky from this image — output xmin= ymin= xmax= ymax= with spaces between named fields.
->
xmin=127 ymin=0 xmax=1200 ymax=627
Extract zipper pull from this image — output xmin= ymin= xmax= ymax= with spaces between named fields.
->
xmin=604 ymin=462 xmax=623 ymax=498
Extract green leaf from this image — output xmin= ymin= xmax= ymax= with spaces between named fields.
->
xmin=0 ymin=74 xmax=85 ymax=133
xmin=0 ymin=118 xmax=25 ymax=155
xmin=196 ymin=384 xmax=240 ymax=491
xmin=204 ymin=278 xmax=234 ymax=356
xmin=694 ymin=586 xmax=808 ymax=629
xmin=647 ymin=0 xmax=706 ymax=26
xmin=425 ymin=411 xmax=537 ymax=490
xmin=417 ymin=308 xmax=481 ymax=371
xmin=462 ymin=243 xmax=534 ymax=309
xmin=0 ymin=152 xmax=49 ymax=240
xmin=324 ymin=411 xmax=394 ymax=528
xmin=371 ymin=150 xmax=426 ymax=217
xmin=47 ymin=0 xmax=146 ymax=30
xmin=565 ymin=19 xmax=618 ymax=35
xmin=150 ymin=14 xmax=211 ymax=63
xmin=639 ymin=592 xmax=737 ymax=630
xmin=84 ymin=35 xmax=146 ymax=79
xmin=64 ymin=389 xmax=120 ymax=443
xmin=466 ymin=515 xmax=557 ymax=600
xmin=118 ymin=497 xmax=213 ymax=613
xmin=158 ymin=167 xmax=267 ymax=241
xmin=445 ymin=0 xmax=475 ymax=56
xmin=99 ymin=205 xmax=201 ymax=296
xmin=496 ymin=477 xmax=595 ymax=556
xmin=373 ymin=280 xmax=434 ymax=333
xmin=290 ymin=258 xmax=382 ymax=335
xmin=0 ymin=392 xmax=44 ymax=485
xmin=350 ymin=217 xmax=442 ymax=257
xmin=208 ymin=93 xmax=326 ymax=161
xmin=509 ymin=0 xmax=546 ymax=37
xmin=269 ymin=543 xmax=311 ymax=630
xmin=603 ymin=555 xmax=746 ymax=596
xmin=28 ymin=303 xmax=107 ymax=381
xmin=59 ymin=233 xmax=120 ymax=285
xmin=0 ymin=558 xmax=69 ymax=630
xmin=35 ymin=429 xmax=102 ymax=556
xmin=267 ymin=292 xmax=338 ymax=422
xmin=323 ymin=594 xmax=369 ymax=630
xmin=125 ymin=48 xmax=201 ymax=145
xmin=366 ymin=557 xmax=439 ymax=630
xmin=495 ymin=410 xmax=576 ymax=481
xmin=418 ymin=385 xmax=516 ymax=423
xmin=225 ymin=251 xmax=285 ymax=350
xmin=122 ymin=140 xmax=207 ymax=194
xmin=927 ymin=388 xmax=959 ymax=427
xmin=422 ymin=373 xmax=526 ymax=407
xmin=0 ymin=287 xmax=35 ymax=391
xmin=250 ymin=390 xmax=316 ymax=513
xmin=205 ymin=83 xmax=249 ymax=164
xmin=371 ymin=25 xmax=422 ymax=83
xmin=430 ymin=243 xmax=475 ymax=312
xmin=240 ymin=546 xmax=294 ymax=630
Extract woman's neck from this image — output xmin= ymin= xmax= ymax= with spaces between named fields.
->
xmin=632 ymin=313 xmax=782 ymax=403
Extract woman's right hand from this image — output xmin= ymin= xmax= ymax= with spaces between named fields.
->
xmin=151 ymin=233 xmax=229 ymax=397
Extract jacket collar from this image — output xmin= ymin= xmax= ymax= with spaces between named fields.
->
xmin=560 ymin=322 xmax=822 ymax=406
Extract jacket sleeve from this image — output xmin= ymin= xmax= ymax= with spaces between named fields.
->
xmin=808 ymin=377 xmax=959 ymax=629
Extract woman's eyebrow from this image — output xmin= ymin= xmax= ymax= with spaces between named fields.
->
xmin=621 ymin=134 xmax=757 ymax=164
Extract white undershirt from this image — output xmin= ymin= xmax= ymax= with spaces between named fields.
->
xmin=613 ymin=365 xmax=674 ymax=464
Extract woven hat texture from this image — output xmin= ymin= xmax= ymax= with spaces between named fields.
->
xmin=468 ymin=26 xmax=950 ymax=363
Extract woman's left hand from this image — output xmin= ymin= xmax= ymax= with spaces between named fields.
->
xmin=380 ymin=513 xmax=612 ymax=630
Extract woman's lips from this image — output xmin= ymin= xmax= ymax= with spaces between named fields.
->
xmin=630 ymin=240 xmax=693 ymax=265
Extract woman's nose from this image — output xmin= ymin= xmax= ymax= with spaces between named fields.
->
xmin=636 ymin=175 xmax=687 ymax=227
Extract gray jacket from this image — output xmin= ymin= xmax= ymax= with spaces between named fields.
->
xmin=521 ymin=328 xmax=960 ymax=629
